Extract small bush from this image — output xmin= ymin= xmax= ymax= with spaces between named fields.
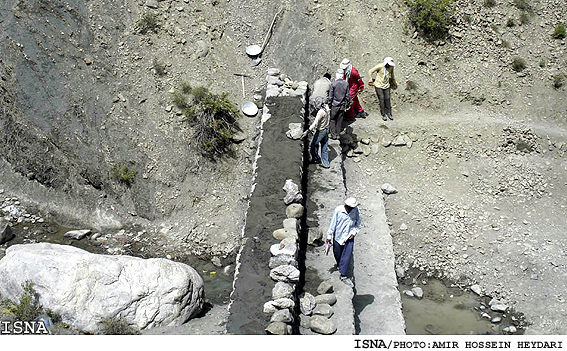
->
xmin=101 ymin=317 xmax=140 ymax=335
xmin=137 ymin=12 xmax=159 ymax=35
xmin=512 ymin=57 xmax=527 ymax=71
xmin=172 ymin=84 xmax=240 ymax=159
xmin=553 ymin=23 xmax=566 ymax=39
xmin=112 ymin=163 xmax=136 ymax=186
xmin=513 ymin=0 xmax=531 ymax=11
xmin=501 ymin=39 xmax=511 ymax=48
xmin=512 ymin=57 xmax=526 ymax=72
xmin=406 ymin=0 xmax=454 ymax=41
xmin=553 ymin=73 xmax=565 ymax=89
xmin=6 ymin=281 xmax=43 ymax=322
xmin=153 ymin=58 xmax=166 ymax=76
xmin=506 ymin=18 xmax=515 ymax=27
xmin=519 ymin=12 xmax=530 ymax=24
xmin=406 ymin=80 xmax=418 ymax=90
xmin=539 ymin=60 xmax=546 ymax=68
xmin=484 ymin=0 xmax=496 ymax=7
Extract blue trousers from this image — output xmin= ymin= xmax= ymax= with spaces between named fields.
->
xmin=333 ymin=238 xmax=354 ymax=276
xmin=310 ymin=128 xmax=329 ymax=167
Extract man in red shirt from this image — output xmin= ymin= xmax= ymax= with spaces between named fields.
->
xmin=340 ymin=58 xmax=367 ymax=119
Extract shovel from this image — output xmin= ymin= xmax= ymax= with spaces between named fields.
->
xmin=245 ymin=8 xmax=284 ymax=58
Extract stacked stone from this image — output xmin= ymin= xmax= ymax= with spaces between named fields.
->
xmin=263 ymin=68 xmax=308 ymax=335
xmin=298 ymin=281 xmax=338 ymax=335
xmin=265 ymin=68 xmax=308 ymax=101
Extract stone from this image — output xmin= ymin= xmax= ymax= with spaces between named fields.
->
xmin=0 ymin=243 xmax=204 ymax=331
xmin=195 ymin=40 xmax=209 ymax=58
xmin=267 ymin=68 xmax=281 ymax=76
xmin=411 ymin=287 xmax=423 ymax=299
xmin=270 ymin=309 xmax=293 ymax=323
xmin=265 ymin=321 xmax=291 ymax=335
xmin=315 ymin=294 xmax=337 ymax=306
xmin=270 ymin=265 xmax=300 ymax=282
xmin=490 ymin=304 xmax=508 ymax=312
xmin=503 ymin=326 xmax=517 ymax=334
xmin=317 ymin=280 xmax=333 ymax=295
xmin=362 ymin=145 xmax=371 ymax=156
xmin=263 ymin=301 xmax=278 ymax=314
xmin=63 ymin=229 xmax=91 ymax=240
xmin=272 ymin=282 xmax=295 ymax=299
xmin=392 ymin=135 xmax=407 ymax=146
xmin=360 ymin=138 xmax=370 ymax=145
xmin=310 ymin=315 xmax=336 ymax=334
xmin=381 ymin=183 xmax=398 ymax=194
xmin=307 ymin=227 xmax=322 ymax=245
xmin=300 ymin=292 xmax=317 ymax=316
xmin=0 ymin=219 xmax=14 ymax=245
xmin=282 ymin=179 xmax=302 ymax=205
xmin=300 ymin=314 xmax=311 ymax=329
xmin=283 ymin=218 xmax=298 ymax=231
xmin=266 ymin=76 xmax=284 ymax=86
xmin=470 ymin=284 xmax=482 ymax=296
xmin=312 ymin=303 xmax=333 ymax=317
xmin=145 ymin=0 xmax=158 ymax=8
xmin=491 ymin=316 xmax=502 ymax=323
xmin=404 ymin=290 xmax=414 ymax=297
xmin=270 ymin=237 xmax=297 ymax=257
xmin=269 ymin=255 xmax=297 ymax=269
xmin=395 ymin=267 xmax=405 ymax=278
xmin=272 ymin=298 xmax=295 ymax=309
xmin=286 ymin=203 xmax=304 ymax=218
xmin=286 ymin=123 xmax=303 ymax=140
xmin=273 ymin=228 xmax=298 ymax=240
xmin=399 ymin=223 xmax=408 ymax=231
xmin=371 ymin=144 xmax=380 ymax=154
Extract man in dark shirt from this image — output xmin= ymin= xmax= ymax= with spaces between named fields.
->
xmin=327 ymin=69 xmax=352 ymax=139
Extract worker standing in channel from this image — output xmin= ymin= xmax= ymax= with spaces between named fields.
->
xmin=327 ymin=69 xmax=351 ymax=140
xmin=368 ymin=57 xmax=399 ymax=121
xmin=340 ymin=58 xmax=367 ymax=119
xmin=327 ymin=197 xmax=361 ymax=283
xmin=301 ymin=104 xmax=331 ymax=168
xmin=309 ymin=73 xmax=332 ymax=116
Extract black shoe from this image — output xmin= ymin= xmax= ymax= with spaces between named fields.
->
xmin=382 ymin=115 xmax=387 ymax=121
xmin=356 ymin=111 xmax=367 ymax=118
xmin=388 ymin=114 xmax=394 ymax=120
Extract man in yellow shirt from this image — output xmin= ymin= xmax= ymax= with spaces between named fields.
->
xmin=368 ymin=57 xmax=399 ymax=121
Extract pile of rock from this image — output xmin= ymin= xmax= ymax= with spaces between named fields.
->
xmin=266 ymin=68 xmax=308 ymax=101
xmin=1 ymin=194 xmax=45 ymax=226
xmin=298 ymin=281 xmax=338 ymax=335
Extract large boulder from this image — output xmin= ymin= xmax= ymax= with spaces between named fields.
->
xmin=0 ymin=243 xmax=204 ymax=332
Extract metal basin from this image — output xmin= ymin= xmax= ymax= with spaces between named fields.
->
xmin=245 ymin=44 xmax=262 ymax=57
xmin=241 ymin=101 xmax=258 ymax=116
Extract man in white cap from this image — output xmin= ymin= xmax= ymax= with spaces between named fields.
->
xmin=369 ymin=57 xmax=399 ymax=121
xmin=326 ymin=197 xmax=361 ymax=283
xmin=339 ymin=58 xmax=367 ymax=119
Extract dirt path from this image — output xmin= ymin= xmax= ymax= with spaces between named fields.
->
xmin=344 ymin=99 xmax=567 ymax=334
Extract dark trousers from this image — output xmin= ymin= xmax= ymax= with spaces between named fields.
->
xmin=329 ymin=105 xmax=345 ymax=138
xmin=333 ymin=238 xmax=354 ymax=276
xmin=375 ymin=87 xmax=391 ymax=117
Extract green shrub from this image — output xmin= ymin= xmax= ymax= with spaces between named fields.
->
xmin=406 ymin=0 xmax=454 ymax=41
xmin=137 ymin=12 xmax=159 ymax=34
xmin=506 ymin=18 xmax=515 ymax=27
xmin=539 ymin=60 xmax=546 ymax=68
xmin=112 ymin=163 xmax=136 ymax=186
xmin=553 ymin=23 xmax=566 ymax=39
xmin=5 ymin=281 xmax=43 ymax=322
xmin=484 ymin=0 xmax=496 ymax=7
xmin=172 ymin=84 xmax=240 ymax=159
xmin=553 ymin=73 xmax=565 ymax=89
xmin=101 ymin=317 xmax=140 ymax=335
xmin=153 ymin=58 xmax=166 ymax=76
xmin=512 ymin=57 xmax=526 ymax=72
xmin=501 ymin=39 xmax=511 ymax=48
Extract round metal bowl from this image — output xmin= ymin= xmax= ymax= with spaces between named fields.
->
xmin=241 ymin=101 xmax=258 ymax=116
xmin=245 ymin=44 xmax=262 ymax=57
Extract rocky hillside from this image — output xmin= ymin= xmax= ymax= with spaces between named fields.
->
xmin=0 ymin=0 xmax=565 ymax=263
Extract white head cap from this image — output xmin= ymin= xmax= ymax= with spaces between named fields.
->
xmin=335 ymin=68 xmax=344 ymax=80
xmin=339 ymin=58 xmax=351 ymax=70
xmin=345 ymin=197 xmax=358 ymax=208
xmin=384 ymin=57 xmax=395 ymax=67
